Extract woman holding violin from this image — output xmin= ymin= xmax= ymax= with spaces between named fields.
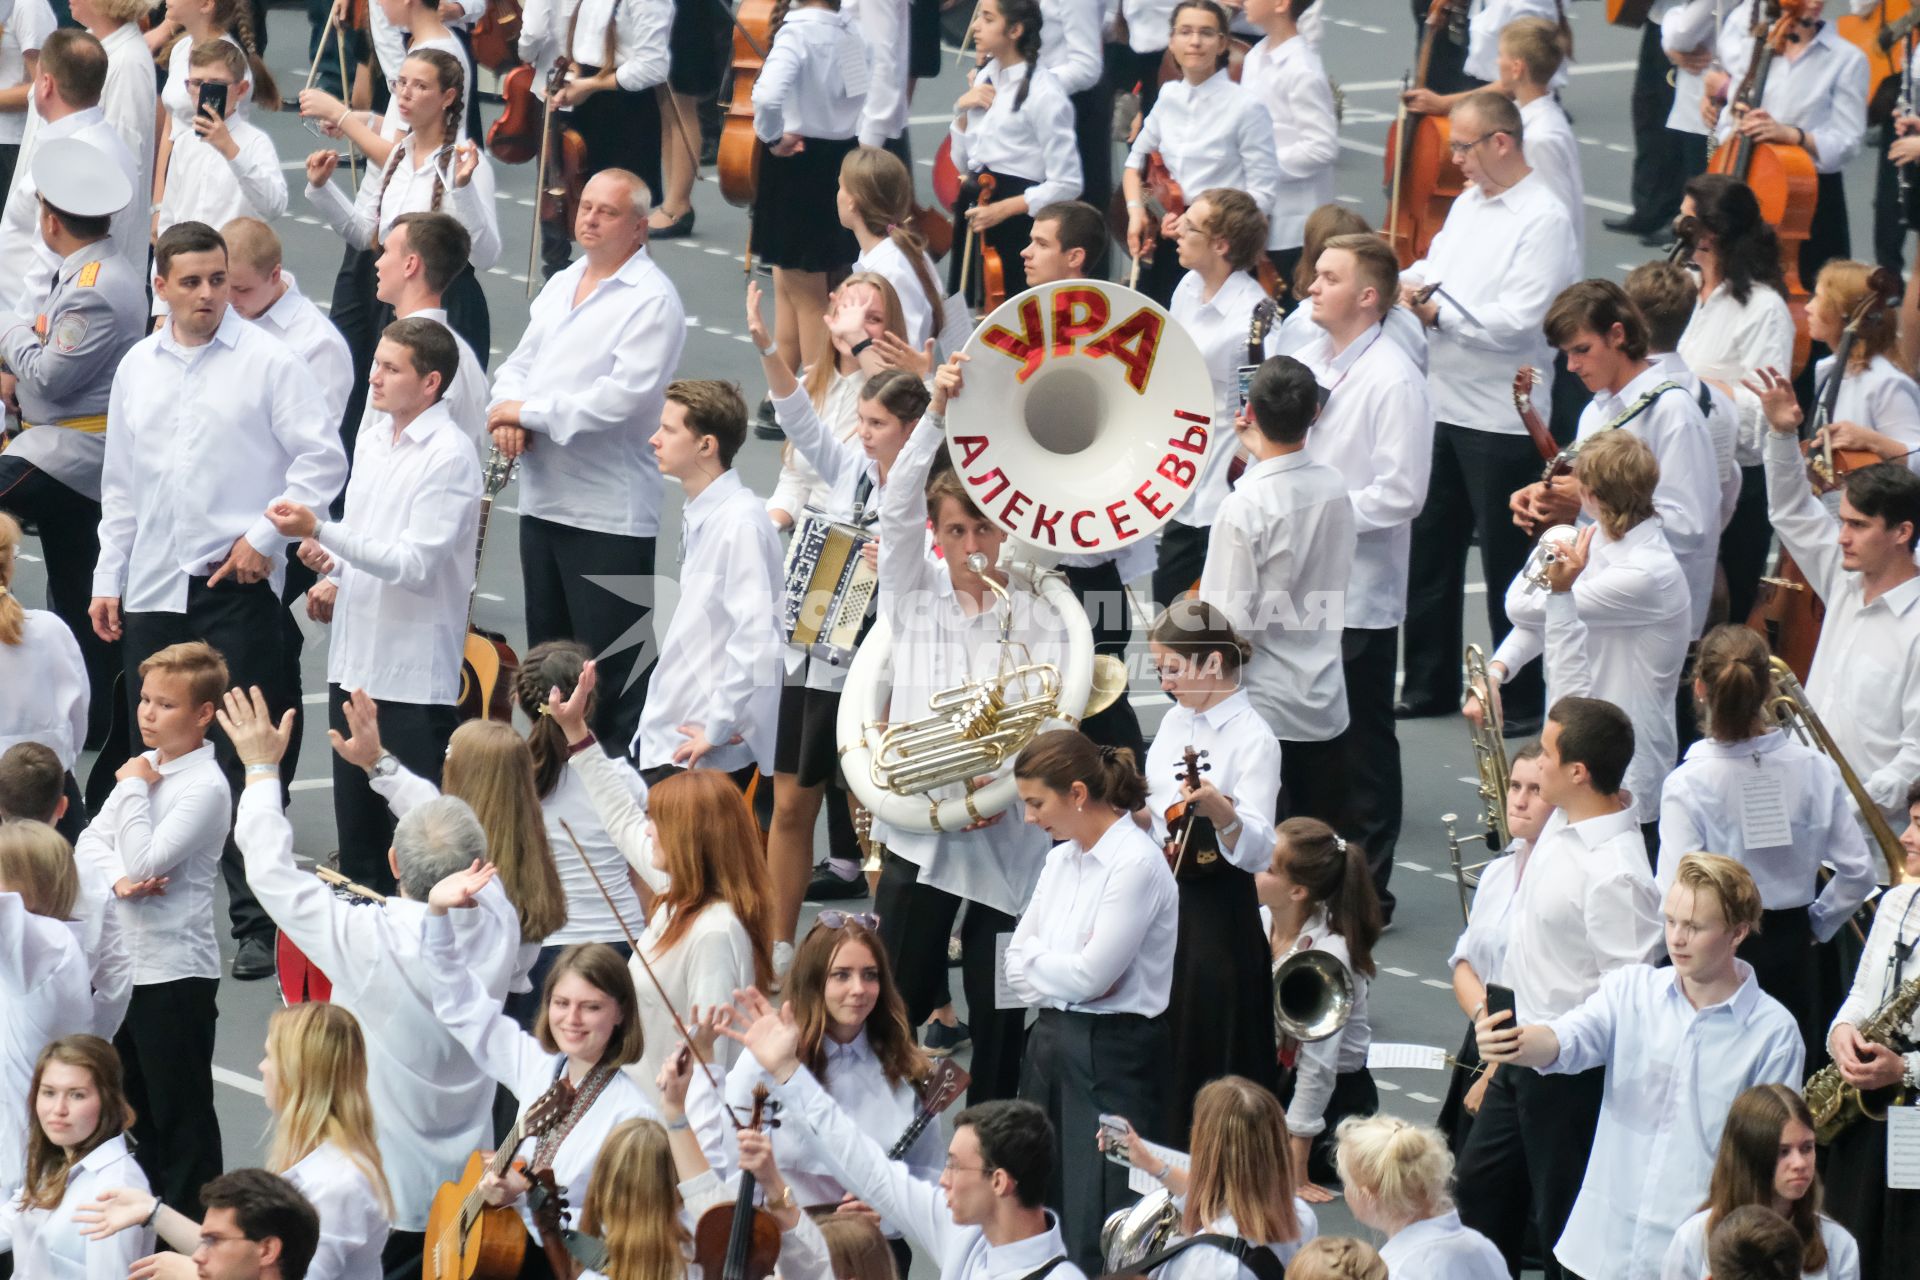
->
xmin=1133 ymin=600 xmax=1280 ymax=1139
xmin=1122 ymin=0 xmax=1280 ymax=306
xmin=1803 ymin=259 xmax=1920 ymax=470
xmin=947 ymin=0 xmax=1081 ymax=309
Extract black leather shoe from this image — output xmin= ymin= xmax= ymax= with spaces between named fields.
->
xmin=231 ymin=934 xmax=275 ymax=981
xmin=753 ymin=394 xmax=783 ymax=441
xmin=1603 ymin=214 xmax=1656 ymax=235
xmin=1394 ymin=699 xmax=1454 ymax=719
xmin=650 ymin=208 xmax=696 ymax=240
xmin=805 ymin=862 xmax=868 ymax=901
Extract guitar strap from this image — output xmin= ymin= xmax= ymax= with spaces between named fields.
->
xmin=1594 ymin=380 xmax=1684 ymax=436
xmin=1019 ymin=1257 xmax=1071 ymax=1280
xmin=531 ymin=1064 xmax=618 ymax=1170
xmin=1119 ymin=1234 xmax=1289 ymax=1280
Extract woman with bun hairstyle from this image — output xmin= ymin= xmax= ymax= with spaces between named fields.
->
xmin=1008 ymin=728 xmax=1179 ymax=1271
xmin=1335 ymin=1114 xmax=1506 ymax=1279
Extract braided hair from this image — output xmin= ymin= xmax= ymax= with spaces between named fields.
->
xmin=212 ymin=0 xmax=279 ymax=109
xmin=769 ymin=0 xmax=842 ymax=43
xmin=376 ymin=49 xmax=465 ymax=237
xmin=996 ymin=0 xmax=1044 ymax=110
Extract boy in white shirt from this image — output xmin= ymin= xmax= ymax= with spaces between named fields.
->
xmin=76 ymin=639 xmax=232 ymax=1220
xmin=152 ymin=41 xmax=286 ymax=244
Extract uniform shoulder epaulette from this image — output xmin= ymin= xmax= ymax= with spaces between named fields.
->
xmin=76 ymin=261 xmax=102 ymax=288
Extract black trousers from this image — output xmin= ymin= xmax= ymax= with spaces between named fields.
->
xmin=1061 ymin=559 xmax=1144 ymax=763
xmin=1133 ymin=231 xmax=1185 ymax=309
xmin=1070 ymin=82 xmax=1115 ymax=274
xmin=1456 ymin=1063 xmax=1605 ymax=1280
xmin=1021 ymin=1008 xmax=1170 ymax=1275
xmin=872 ymin=851 xmax=1024 ymax=1105
xmin=119 ymin=977 xmax=222 ymax=1220
xmin=330 ymin=685 xmax=460 ymax=893
xmin=1277 ymin=1066 xmax=1379 ymax=1186
xmin=1800 ymin=170 xmax=1851 ymax=289
xmin=1401 ymin=423 xmax=1544 ymax=723
xmin=1739 ymin=905 xmax=1821 ymax=1073
xmin=117 ymin=577 xmax=282 ymax=945
xmin=1150 ymin=520 xmax=1209 ymax=617
xmin=520 ymin=516 xmax=656 ymax=753
xmin=381 ymin=1229 xmax=426 ymax=1280
xmin=1339 ymin=626 xmax=1402 ymax=921
xmin=1872 ymin=120 xmax=1910 ymax=271
xmin=948 ymin=173 xmax=1034 ymax=310
xmin=1628 ymin=21 xmax=1687 ymax=226
xmin=0 ymin=458 xmax=118 ymax=746
xmin=329 ymin=245 xmax=381 ymax=466
xmin=1278 ymin=733 xmax=1351 ymax=835
xmin=1106 ymin=43 xmax=1169 ymax=119
xmin=1414 ymin=0 xmax=1482 ymax=98
xmin=1720 ymin=464 xmax=1772 ymax=629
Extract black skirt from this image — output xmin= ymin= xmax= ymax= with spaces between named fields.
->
xmin=1819 ymin=1104 xmax=1920 ymax=1278
xmin=669 ymin=0 xmax=731 ymax=97
xmin=1165 ymin=863 xmax=1278 ymax=1137
xmin=751 ymin=136 xmax=861 ymax=272
xmin=947 ymin=170 xmax=1034 ymax=310
xmin=1277 ymin=1065 xmax=1379 ymax=1187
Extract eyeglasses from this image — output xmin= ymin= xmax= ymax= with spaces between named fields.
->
xmin=942 ymin=1156 xmax=994 ymax=1174
xmin=1447 ymin=131 xmax=1506 ymax=157
xmin=1171 ymin=25 xmax=1222 ymax=39
xmin=814 ymin=910 xmax=880 ymax=931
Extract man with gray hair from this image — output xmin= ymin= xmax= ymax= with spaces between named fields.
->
xmin=217 ymin=686 xmax=516 ymax=1280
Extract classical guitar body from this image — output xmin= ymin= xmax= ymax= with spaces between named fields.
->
xmin=424 ymin=1151 xmax=527 ymax=1280
xmin=458 ymin=630 xmax=519 ymax=722
xmin=1606 ymin=0 xmax=1658 ymax=26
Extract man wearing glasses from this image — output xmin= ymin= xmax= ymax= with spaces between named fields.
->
xmin=1393 ymin=90 xmax=1579 ymax=742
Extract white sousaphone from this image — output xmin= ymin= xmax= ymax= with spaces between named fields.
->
xmin=836 ymin=280 xmax=1216 ymax=834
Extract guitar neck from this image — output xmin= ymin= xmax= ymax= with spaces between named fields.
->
xmin=888 ymin=1109 xmax=934 ymax=1161
xmin=468 ymin=492 xmax=495 ymax=631
xmin=463 ymin=1116 xmax=528 ymax=1217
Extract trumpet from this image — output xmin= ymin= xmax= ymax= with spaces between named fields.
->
xmin=1519 ymin=524 xmax=1580 ymax=593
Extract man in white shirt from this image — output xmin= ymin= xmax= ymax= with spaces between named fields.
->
xmin=1454 ymin=695 xmax=1662 ymax=1280
xmin=71 ymin=0 xmax=158 ymax=213
xmin=490 ymin=169 xmax=686 ymax=753
xmin=219 ymin=686 xmax=518 ymax=1280
xmin=1239 ymin=0 xmax=1336 ymax=286
xmin=263 ymin=318 xmax=481 ymax=899
xmin=89 ymin=220 xmax=347 ymax=983
xmin=369 ymin=210 xmax=490 ymax=449
xmin=1750 ymin=365 xmax=1920 ymax=842
xmin=1480 ymin=853 xmax=1804 ymax=1280
xmin=1397 ymin=90 xmax=1579 ymax=734
xmin=1199 ymin=355 xmax=1355 ymax=826
xmin=224 ymin=217 xmax=354 ymax=427
xmin=1294 ymin=232 xmax=1431 ymax=923
xmin=0 ymin=0 xmax=54 ymax=192
xmin=1500 ymin=18 xmax=1584 ymax=262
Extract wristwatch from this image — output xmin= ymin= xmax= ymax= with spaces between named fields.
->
xmin=765 ymin=1185 xmax=796 ymax=1212
xmin=367 ymin=751 xmax=400 ymax=781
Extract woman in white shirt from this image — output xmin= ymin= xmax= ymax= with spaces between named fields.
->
xmin=0 ymin=514 xmax=87 ymax=837
xmin=1236 ymin=0 xmax=1336 ymax=293
xmin=1136 ymin=601 xmax=1279 ymax=1136
xmin=296 ymin=0 xmax=473 ymax=169
xmin=11 ymin=1035 xmax=151 ymax=1280
xmin=840 ymin=146 xmax=949 ymax=351
xmin=1336 ymin=1114 xmax=1506 ymax=1280
xmin=1257 ymin=817 xmax=1380 ymax=1201
xmin=1800 ymin=259 xmax=1920 ymax=475
xmin=1658 ymin=625 xmax=1876 ymax=1056
xmin=1661 ymin=1084 xmax=1859 ymax=1280
xmin=1115 ymin=1076 xmax=1319 ymax=1277
xmin=1007 ymin=727 xmax=1180 ymax=1271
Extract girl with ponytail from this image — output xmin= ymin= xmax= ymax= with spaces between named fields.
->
xmin=1009 ymin=727 xmax=1179 ymax=1270
xmin=1258 ymin=816 xmax=1381 ymax=1201
xmin=839 ymin=146 xmax=948 ymax=349
xmin=1657 ymin=624 xmax=1876 ymax=1050
xmin=0 ymin=514 xmax=88 ymax=831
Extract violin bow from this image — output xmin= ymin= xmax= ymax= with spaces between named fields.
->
xmin=305 ymin=7 xmax=339 ymax=91
xmin=557 ymin=818 xmax=748 ymax=1129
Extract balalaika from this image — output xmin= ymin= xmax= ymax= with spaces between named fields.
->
xmin=781 ymin=511 xmax=877 ymax=667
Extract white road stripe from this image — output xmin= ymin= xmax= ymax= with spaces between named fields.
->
xmin=214 ymin=1066 xmax=266 ymax=1097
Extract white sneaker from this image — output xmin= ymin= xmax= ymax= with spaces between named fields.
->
xmin=773 ymin=940 xmax=795 ymax=979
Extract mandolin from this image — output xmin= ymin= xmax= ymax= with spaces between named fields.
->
xmin=424 ymin=1077 xmax=577 ymax=1280
xmin=458 ymin=449 xmax=520 ymax=722
xmin=888 ymin=1059 xmax=970 ymax=1159
xmin=1163 ymin=746 xmax=1222 ymax=880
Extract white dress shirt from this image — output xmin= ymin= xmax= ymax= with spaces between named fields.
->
xmin=1379 ymin=1210 xmax=1508 ymax=1280
xmin=307 ymin=134 xmax=502 ymax=269
xmin=77 ymin=743 xmax=230 ymax=985
xmin=94 ymin=306 xmax=347 ymax=612
xmin=769 ymin=1064 xmax=1090 ymax=1280
xmin=490 ymin=246 xmax=685 ymax=537
xmin=9 ymin=1134 xmax=153 ymax=1280
xmin=1159 ymin=1206 xmax=1318 ymax=1280
xmin=0 ymin=107 xmax=146 ymax=314
xmin=1038 ymin=0 xmax=1102 ymax=95
xmin=1764 ymin=429 xmax=1920 ymax=831
xmin=1449 ymin=845 xmax=1528 ymax=987
xmin=1677 ymin=280 xmax=1796 ymax=467
xmin=1661 ymin=1209 xmax=1859 ymax=1280
xmin=845 ymin=0 xmax=908 ymax=144
xmin=1494 ymin=518 xmax=1692 ymax=820
xmin=246 ymin=271 xmax=355 ymax=428
xmin=68 ymin=862 xmax=132 ymax=1040
xmin=854 ymin=238 xmax=942 ymax=349
xmin=0 ymin=611 xmax=86 ymax=770
xmin=1170 ymin=268 xmax=1272 ymax=529
xmin=518 ymin=0 xmax=671 ymax=93
xmin=1464 ymin=0 xmax=1565 ymax=84
xmin=1504 ymin=807 xmax=1663 ymax=1025
xmin=0 ymin=0 xmax=54 ymax=147
xmin=1297 ymin=322 xmax=1434 ymax=630
xmin=315 ymin=401 xmax=481 ymax=705
xmin=1126 ymin=70 xmax=1281 ymax=223
xmin=869 ymin=412 xmax=1060 ymax=916
xmin=1663 ymin=0 xmax=1747 ymax=136
xmin=1519 ymin=95 xmax=1585 ymax=264
xmin=1650 ymin=351 xmax=1742 ymax=533
xmin=1005 ymin=817 xmax=1179 ymax=1015
xmin=1145 ymin=691 xmax=1280 ymax=875
xmin=948 ymin=59 xmax=1083 ymax=210
xmin=0 ymin=890 xmax=93 ymax=1204
xmin=284 ymin=1143 xmax=389 ymax=1280
xmin=1269 ymin=302 xmax=1430 ymax=375
xmin=1407 ymin=173 xmax=1579 ymax=432
xmin=1815 ymin=352 xmax=1920 ymax=474
xmin=1198 ymin=451 xmax=1354 ymax=743
xmin=97 ymin=26 xmax=157 ymax=209
xmin=154 ymin=116 xmax=286 ymax=239
xmin=1830 ymin=884 xmax=1920 ymax=1091
xmin=540 ymin=761 xmax=646 ymax=948
xmin=423 ymin=909 xmax=659 ymax=1242
xmin=1277 ymin=905 xmax=1373 ymax=1139
xmin=236 ymin=785 xmax=518 ymax=1230
xmin=1239 ymin=34 xmax=1336 ymax=250
xmin=1119 ymin=0 xmax=1176 ymax=53
xmin=1714 ymin=22 xmax=1868 ymax=173
xmin=1658 ymin=730 xmax=1877 ymax=941
xmin=634 ymin=469 xmax=784 ymax=772
xmin=1545 ymin=963 xmax=1806 ymax=1280
xmin=753 ymin=8 xmax=869 ymax=142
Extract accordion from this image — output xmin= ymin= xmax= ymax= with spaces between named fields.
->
xmin=782 ymin=511 xmax=878 ymax=667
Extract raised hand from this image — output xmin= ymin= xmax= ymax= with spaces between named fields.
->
xmin=215 ymin=686 xmax=296 ymax=771
xmin=327 ymin=688 xmax=384 ymax=770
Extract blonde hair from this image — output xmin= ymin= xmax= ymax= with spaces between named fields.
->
xmin=1184 ymin=1077 xmax=1300 ymax=1243
xmin=1499 ymin=16 xmax=1565 ymax=85
xmin=221 ymin=216 xmax=281 ymax=272
xmin=92 ymin=0 xmax=151 ymax=21
xmin=839 ymin=148 xmax=944 ymax=334
xmin=265 ymin=1003 xmax=394 ymax=1216
xmin=22 ymin=1036 xmax=135 ymax=1210
xmin=579 ymin=1118 xmax=689 ymax=1280
xmin=1671 ymin=852 xmax=1764 ymax=934
xmin=441 ymin=720 xmax=568 ymax=943
xmin=0 ymin=820 xmax=78 ymax=919
xmin=1814 ymin=259 xmax=1904 ymax=373
xmin=137 ymin=640 xmax=229 ymax=710
xmin=1283 ymin=1237 xmax=1388 ymax=1280
xmin=0 ymin=513 xmax=22 ymax=645
xmin=803 ymin=272 xmax=909 ymax=408
xmin=818 ymin=1215 xmax=900 ymax=1280
xmin=1334 ymin=1114 xmax=1454 ymax=1224
xmin=1573 ymin=430 xmax=1659 ymax=540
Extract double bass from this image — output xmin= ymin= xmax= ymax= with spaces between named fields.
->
xmin=1383 ymin=0 xmax=1469 ymax=268
xmin=718 ymin=0 xmax=775 ymax=210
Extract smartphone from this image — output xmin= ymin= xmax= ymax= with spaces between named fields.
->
xmin=1484 ymin=983 xmax=1516 ymax=1026
xmin=1235 ymin=364 xmax=1258 ymax=415
xmin=1097 ymin=1113 xmax=1134 ymax=1167
xmin=198 ymin=81 xmax=229 ymax=118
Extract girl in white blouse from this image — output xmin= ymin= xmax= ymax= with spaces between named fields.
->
xmin=1660 ymin=1085 xmax=1859 ymax=1280
xmin=1236 ymin=0 xmax=1337 ymax=285
xmin=1257 ymin=817 xmax=1380 ymax=1201
xmin=0 ymin=515 xmax=87 ymax=829
xmin=1136 ymin=601 xmax=1279 ymax=1136
xmin=1801 ymin=260 xmax=1920 ymax=475
xmin=1336 ymin=1115 xmax=1507 ymax=1280
xmin=11 ymin=1035 xmax=150 ymax=1280
xmin=841 ymin=147 xmax=950 ymax=351
xmin=296 ymin=0 xmax=473 ymax=169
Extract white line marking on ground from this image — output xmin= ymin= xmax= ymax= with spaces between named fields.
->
xmin=214 ymin=1066 xmax=266 ymax=1097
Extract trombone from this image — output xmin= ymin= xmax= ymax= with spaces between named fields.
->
xmin=1767 ymin=657 xmax=1913 ymax=888
xmin=1450 ymin=645 xmax=1510 ymax=922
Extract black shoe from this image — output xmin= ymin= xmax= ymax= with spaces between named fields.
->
xmin=1603 ymin=214 xmax=1657 ymax=235
xmin=753 ymin=394 xmax=783 ymax=441
xmin=1640 ymin=227 xmax=1678 ymax=248
xmin=1394 ymin=698 xmax=1454 ymax=719
xmin=232 ymin=934 xmax=275 ymax=981
xmin=805 ymin=861 xmax=867 ymax=901
xmin=923 ymin=1019 xmax=971 ymax=1057
xmin=651 ymin=208 xmax=696 ymax=240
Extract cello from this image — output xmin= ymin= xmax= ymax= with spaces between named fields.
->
xmin=1708 ymin=0 xmax=1819 ymax=373
xmin=1383 ymin=0 xmax=1469 ymax=268
xmin=717 ymin=0 xmax=776 ymax=210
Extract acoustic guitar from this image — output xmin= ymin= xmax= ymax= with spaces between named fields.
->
xmin=424 ymin=1078 xmax=576 ymax=1280
xmin=458 ymin=449 xmax=520 ymax=722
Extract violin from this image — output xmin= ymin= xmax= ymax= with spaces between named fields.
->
xmin=1163 ymin=746 xmax=1222 ymax=880
xmin=520 ymin=58 xmax=586 ymax=295
xmin=487 ymin=63 xmax=542 ymax=165
xmin=1383 ymin=0 xmax=1469 ymax=268
xmin=960 ymin=172 xmax=1006 ymax=312
xmin=471 ymin=0 xmax=525 ymax=74
xmin=1805 ymin=265 xmax=1903 ymax=492
xmin=717 ymin=0 xmax=775 ymax=209
xmin=691 ymin=1085 xmax=782 ymax=1280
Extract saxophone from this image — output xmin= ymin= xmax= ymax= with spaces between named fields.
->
xmin=1805 ymin=969 xmax=1920 ymax=1144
